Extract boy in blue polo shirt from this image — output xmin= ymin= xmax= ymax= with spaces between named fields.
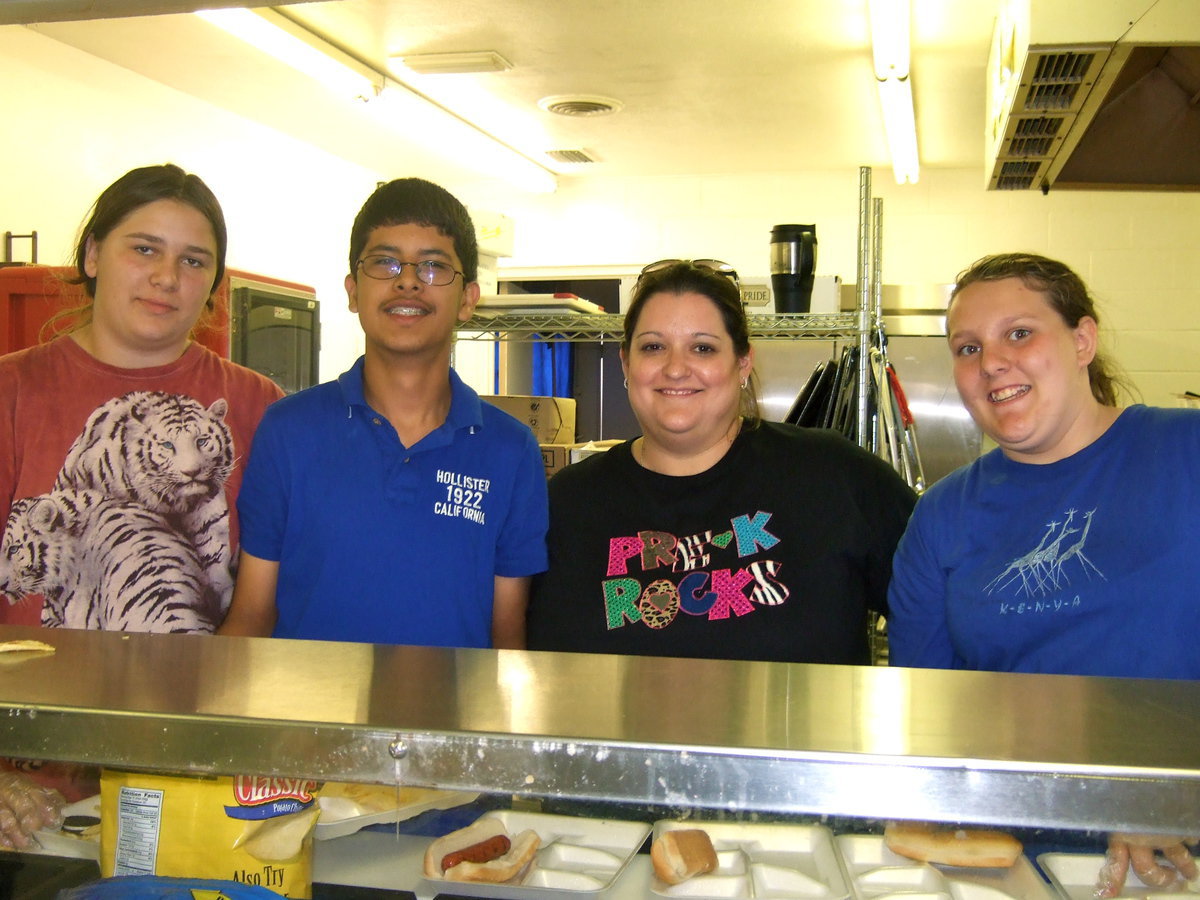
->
xmin=219 ymin=178 xmax=548 ymax=648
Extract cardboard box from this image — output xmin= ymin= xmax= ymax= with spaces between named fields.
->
xmin=483 ymin=395 xmax=576 ymax=444
xmin=539 ymin=440 xmax=623 ymax=479
xmin=571 ymin=439 xmax=623 ymax=463
xmin=539 ymin=443 xmax=574 ymax=479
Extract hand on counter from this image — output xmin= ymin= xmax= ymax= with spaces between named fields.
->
xmin=0 ymin=770 xmax=65 ymax=850
xmin=1095 ymin=833 xmax=1199 ymax=898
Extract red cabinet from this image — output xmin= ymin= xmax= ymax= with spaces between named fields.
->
xmin=0 ymin=264 xmax=237 ymax=357
xmin=0 ymin=267 xmax=319 ymax=393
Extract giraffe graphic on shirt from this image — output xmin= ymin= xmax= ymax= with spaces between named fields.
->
xmin=986 ymin=508 xmax=1105 ymax=597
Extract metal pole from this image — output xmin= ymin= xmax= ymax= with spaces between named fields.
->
xmin=871 ymin=198 xmax=884 ymax=333
xmin=855 ymin=167 xmax=872 ymax=447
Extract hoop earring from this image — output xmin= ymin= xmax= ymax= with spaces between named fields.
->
xmin=740 ymin=379 xmax=748 ymax=390
xmin=623 ymin=377 xmax=629 ymax=389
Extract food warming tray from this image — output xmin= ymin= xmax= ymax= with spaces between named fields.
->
xmin=417 ymin=809 xmax=650 ymax=899
xmin=837 ymin=834 xmax=1054 ymax=900
xmin=650 ymin=820 xmax=852 ymax=900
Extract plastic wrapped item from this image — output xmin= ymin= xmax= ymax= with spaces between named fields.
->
xmin=1094 ymin=835 xmax=1199 ymax=898
xmin=56 ymin=874 xmax=286 ymax=898
xmin=0 ymin=769 xmax=65 ymax=850
xmin=99 ymin=770 xmax=320 ymax=898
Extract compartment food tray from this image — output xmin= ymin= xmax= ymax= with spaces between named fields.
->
xmin=651 ymin=820 xmax=852 ymax=900
xmin=418 ymin=809 xmax=650 ymax=899
xmin=838 ymin=834 xmax=1054 ymax=900
xmin=1040 ymin=852 xmax=1200 ymax=900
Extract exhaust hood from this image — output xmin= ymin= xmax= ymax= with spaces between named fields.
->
xmin=986 ymin=0 xmax=1200 ymax=191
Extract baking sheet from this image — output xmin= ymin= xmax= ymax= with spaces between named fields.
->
xmin=418 ymin=809 xmax=650 ymax=899
xmin=316 ymin=783 xmax=479 ymax=841
xmin=837 ymin=834 xmax=1054 ymax=900
xmin=475 ymin=294 xmax=605 ymax=316
xmin=1039 ymin=852 xmax=1200 ymax=900
xmin=650 ymin=820 xmax=852 ymax=900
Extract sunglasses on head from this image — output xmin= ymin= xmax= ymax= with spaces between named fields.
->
xmin=639 ymin=258 xmax=740 ymax=286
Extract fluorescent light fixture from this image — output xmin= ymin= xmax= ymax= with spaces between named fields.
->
xmin=371 ymin=85 xmax=557 ymax=194
xmin=194 ymin=9 xmax=556 ymax=194
xmin=395 ymin=51 xmax=513 ymax=75
xmin=876 ymin=78 xmax=919 ymax=184
xmin=196 ymin=7 xmax=378 ymax=100
xmin=868 ymin=0 xmax=919 ymax=184
xmin=868 ymin=0 xmax=910 ymax=79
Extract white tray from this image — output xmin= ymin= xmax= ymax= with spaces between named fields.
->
xmin=31 ymin=794 xmax=101 ymax=861
xmin=316 ymin=784 xmax=479 ymax=841
xmin=418 ymin=809 xmax=650 ymax=899
xmin=1039 ymin=852 xmax=1200 ymax=900
xmin=475 ymin=294 xmax=605 ymax=316
xmin=837 ymin=834 xmax=1054 ymax=900
xmin=650 ymin=820 xmax=852 ymax=900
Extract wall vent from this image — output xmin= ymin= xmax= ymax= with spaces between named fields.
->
xmin=545 ymin=149 xmax=598 ymax=164
xmin=1007 ymin=116 xmax=1065 ymax=157
xmin=996 ymin=160 xmax=1044 ymax=190
xmin=988 ymin=47 xmax=1107 ymax=190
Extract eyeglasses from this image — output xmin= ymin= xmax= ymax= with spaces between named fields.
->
xmin=639 ymin=258 xmax=740 ymax=287
xmin=357 ymin=255 xmax=463 ymax=286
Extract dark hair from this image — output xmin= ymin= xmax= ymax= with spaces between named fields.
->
xmin=49 ymin=165 xmax=226 ymax=341
xmin=950 ymin=252 xmax=1127 ymax=407
xmin=622 ymin=261 xmax=760 ymax=423
xmin=71 ymin=164 xmax=227 ymax=303
xmin=348 ymin=178 xmax=478 ymax=282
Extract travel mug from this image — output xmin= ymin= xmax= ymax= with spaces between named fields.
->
xmin=769 ymin=224 xmax=818 ymax=313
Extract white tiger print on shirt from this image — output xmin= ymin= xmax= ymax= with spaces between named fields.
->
xmin=1 ymin=491 xmax=221 ymax=633
xmin=0 ymin=391 xmax=235 ymax=633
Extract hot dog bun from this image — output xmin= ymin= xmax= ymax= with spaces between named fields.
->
xmin=424 ymin=818 xmax=541 ymax=884
xmin=651 ymin=828 xmax=718 ymax=885
xmin=884 ymin=822 xmax=1022 ymax=868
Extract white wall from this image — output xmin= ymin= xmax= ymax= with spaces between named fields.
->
xmin=0 ymin=25 xmax=377 ymax=379
xmin=4 ymin=24 xmax=1197 ymax=407
xmin=502 ymin=171 xmax=1200 ymax=407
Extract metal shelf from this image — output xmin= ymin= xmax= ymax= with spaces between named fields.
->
xmin=458 ymin=312 xmax=861 ymax=342
xmin=1 ymin=624 xmax=1199 ymax=835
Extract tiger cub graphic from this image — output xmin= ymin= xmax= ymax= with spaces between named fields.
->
xmin=0 ymin=391 xmax=235 ymax=632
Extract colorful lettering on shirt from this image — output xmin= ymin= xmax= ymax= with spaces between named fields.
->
xmin=639 ymin=530 xmax=677 ymax=570
xmin=602 ymin=578 xmax=641 ymax=628
xmin=732 ymin=511 xmax=780 ymax=556
xmin=600 ymin=511 xmax=787 ymax=632
xmin=607 ymin=536 xmax=643 ymax=576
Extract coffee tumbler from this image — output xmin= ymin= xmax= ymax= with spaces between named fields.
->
xmin=769 ymin=224 xmax=818 ymax=313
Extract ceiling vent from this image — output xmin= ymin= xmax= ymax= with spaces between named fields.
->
xmin=545 ymin=149 xmax=599 ymax=164
xmin=985 ymin=0 xmax=1200 ymax=191
xmin=538 ymin=95 xmax=623 ymax=117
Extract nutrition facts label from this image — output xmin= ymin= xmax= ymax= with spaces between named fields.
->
xmin=113 ymin=786 xmax=163 ymax=876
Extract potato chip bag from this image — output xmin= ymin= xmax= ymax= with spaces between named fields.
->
xmin=100 ymin=770 xmax=321 ymax=899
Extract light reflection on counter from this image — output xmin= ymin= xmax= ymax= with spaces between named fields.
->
xmin=0 ymin=625 xmax=1196 ymax=834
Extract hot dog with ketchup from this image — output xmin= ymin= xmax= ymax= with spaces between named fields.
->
xmin=424 ymin=817 xmax=541 ymax=884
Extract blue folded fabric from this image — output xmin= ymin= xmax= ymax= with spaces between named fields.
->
xmin=57 ymin=874 xmax=284 ymax=899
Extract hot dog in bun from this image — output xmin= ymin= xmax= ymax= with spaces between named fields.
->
xmin=424 ymin=817 xmax=541 ymax=884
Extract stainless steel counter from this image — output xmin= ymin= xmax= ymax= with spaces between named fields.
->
xmin=1 ymin=624 xmax=1197 ymax=834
